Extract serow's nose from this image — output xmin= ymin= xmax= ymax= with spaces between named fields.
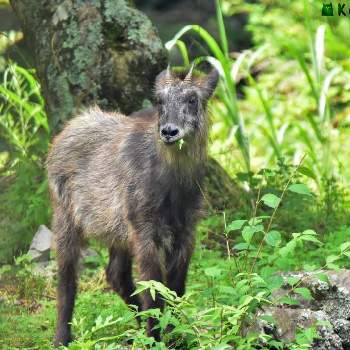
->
xmin=160 ymin=123 xmax=179 ymax=142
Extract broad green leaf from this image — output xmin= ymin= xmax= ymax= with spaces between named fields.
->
xmin=295 ymin=287 xmax=313 ymax=300
xmin=242 ymin=224 xmax=263 ymax=243
xmin=226 ymin=219 xmax=246 ymax=232
xmin=248 ymin=216 xmax=270 ymax=225
xmin=261 ymin=193 xmax=281 ymax=209
xmin=303 ymin=229 xmax=317 ymax=235
xmin=304 ymin=264 xmax=318 ymax=272
xmin=242 ymin=226 xmax=254 ymax=243
xmin=326 ymin=255 xmax=340 ymax=264
xmin=287 ymin=276 xmax=300 ymax=286
xmin=288 ymin=183 xmax=312 ymax=196
xmin=233 ymin=243 xmax=249 ymax=251
xmin=301 ymin=235 xmax=322 ymax=245
xmin=259 ymin=315 xmax=276 ymax=325
xmin=220 ymin=286 xmax=237 ymax=295
xmin=297 ymin=166 xmax=317 ymax=181
xmin=212 ymin=345 xmax=231 ymax=350
xmin=279 ymin=240 xmax=296 ymax=257
xmin=315 ymin=273 xmax=329 ymax=284
xmin=327 ymin=263 xmax=340 ymax=270
xmin=267 ymin=275 xmax=284 ymax=291
xmin=204 ymin=267 xmax=222 ymax=278
xmin=265 ymin=230 xmax=281 ymax=247
xmin=340 ymin=242 xmax=350 ymax=253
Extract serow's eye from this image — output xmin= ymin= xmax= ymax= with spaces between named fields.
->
xmin=188 ymin=96 xmax=197 ymax=106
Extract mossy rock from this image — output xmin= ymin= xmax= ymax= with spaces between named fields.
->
xmin=10 ymin=0 xmax=168 ymax=133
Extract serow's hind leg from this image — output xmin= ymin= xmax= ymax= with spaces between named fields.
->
xmin=53 ymin=217 xmax=81 ymax=348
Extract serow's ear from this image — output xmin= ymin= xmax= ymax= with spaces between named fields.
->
xmin=201 ymin=68 xmax=219 ymax=101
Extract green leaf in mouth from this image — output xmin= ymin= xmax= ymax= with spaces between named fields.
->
xmin=177 ymin=138 xmax=185 ymax=150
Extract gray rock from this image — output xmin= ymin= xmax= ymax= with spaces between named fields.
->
xmin=253 ymin=270 xmax=350 ymax=349
xmin=79 ymin=247 xmax=100 ymax=270
xmin=81 ymin=247 xmax=99 ymax=260
xmin=28 ymin=225 xmax=53 ymax=262
xmin=33 ymin=260 xmax=56 ymax=278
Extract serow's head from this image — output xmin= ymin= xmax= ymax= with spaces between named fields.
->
xmin=155 ymin=66 xmax=219 ymax=145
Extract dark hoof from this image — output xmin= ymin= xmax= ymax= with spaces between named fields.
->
xmin=147 ymin=329 xmax=161 ymax=343
xmin=165 ymin=323 xmax=175 ymax=334
xmin=53 ymin=330 xmax=72 ymax=348
xmin=164 ymin=325 xmax=187 ymax=349
xmin=147 ymin=318 xmax=161 ymax=342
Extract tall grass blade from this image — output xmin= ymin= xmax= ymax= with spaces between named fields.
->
xmin=315 ymin=25 xmax=326 ymax=85
xmin=319 ymin=67 xmax=341 ymax=122
xmin=247 ymin=74 xmax=280 ymax=158
xmin=231 ymin=51 xmax=248 ymax=81
xmin=215 ymin=0 xmax=229 ymax=58
xmin=293 ymin=49 xmax=318 ymax=101
xmin=175 ymin=40 xmax=190 ymax=67
xmin=165 ymin=25 xmax=226 ymax=63
xmin=166 ymin=23 xmax=251 ymax=171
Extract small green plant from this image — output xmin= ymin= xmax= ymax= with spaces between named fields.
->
xmin=0 ymin=253 xmax=48 ymax=303
xmin=0 ymin=62 xmax=51 ymax=261
xmin=0 ymin=63 xmax=49 ymax=161
xmin=14 ymin=254 xmax=47 ymax=302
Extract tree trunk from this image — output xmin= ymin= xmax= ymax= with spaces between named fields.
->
xmin=10 ymin=0 xmax=167 ymax=133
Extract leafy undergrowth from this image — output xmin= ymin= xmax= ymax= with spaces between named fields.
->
xmin=0 ymin=63 xmax=51 ymax=263
xmin=1 ymin=207 xmax=350 ymax=349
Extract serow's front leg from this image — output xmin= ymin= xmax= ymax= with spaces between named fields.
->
xmin=166 ymin=234 xmax=195 ymax=298
xmin=163 ymin=234 xmax=195 ymax=339
xmin=133 ymin=234 xmax=164 ymax=342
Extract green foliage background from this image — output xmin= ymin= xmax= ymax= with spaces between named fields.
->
xmin=1 ymin=0 xmax=350 ymax=349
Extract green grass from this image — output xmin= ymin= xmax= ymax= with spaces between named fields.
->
xmin=1 ymin=211 xmax=350 ymax=349
xmin=0 ymin=300 xmax=56 ymax=349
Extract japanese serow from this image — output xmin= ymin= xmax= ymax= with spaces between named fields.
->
xmin=47 ymin=67 xmax=219 ymax=346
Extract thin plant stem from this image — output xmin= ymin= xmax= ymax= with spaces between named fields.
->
xmin=223 ymin=211 xmax=241 ymax=276
xmin=244 ymin=178 xmax=263 ymax=271
xmin=249 ymin=154 xmax=307 ymax=274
